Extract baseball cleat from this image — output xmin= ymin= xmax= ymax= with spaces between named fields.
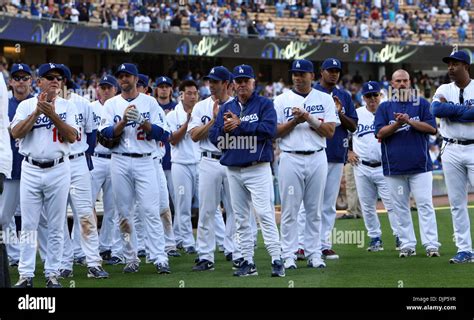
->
xmin=185 ymin=246 xmax=197 ymax=254
xmin=271 ymin=259 xmax=285 ymax=277
xmin=123 ymin=262 xmax=140 ymax=273
xmin=283 ymin=258 xmax=297 ymax=270
xmin=73 ymin=256 xmax=87 ymax=266
xmin=87 ymin=266 xmax=109 ymax=279
xmin=59 ymin=269 xmax=73 ymax=279
xmin=46 ymin=276 xmax=62 ymax=288
xmin=167 ymin=250 xmax=181 ymax=257
xmin=105 ymin=256 xmax=125 ymax=265
xmin=232 ymin=257 xmax=245 ymax=270
xmin=395 ymin=236 xmax=401 ymax=251
xmin=176 ymin=242 xmax=184 ymax=250
xmin=137 ymin=250 xmax=146 ymax=258
xmin=225 ymin=253 xmax=233 ymax=261
xmin=192 ymin=259 xmax=215 ymax=272
xmin=9 ymin=260 xmax=19 ymax=267
xmin=322 ymin=249 xmax=339 ymax=260
xmin=307 ymin=257 xmax=326 ymax=268
xmin=100 ymin=250 xmax=112 ymax=261
xmin=449 ymin=251 xmax=472 ymax=264
xmin=14 ymin=277 xmax=33 ymax=288
xmin=233 ymin=261 xmax=258 ymax=277
xmin=295 ymin=248 xmax=305 ymax=261
xmin=399 ymin=248 xmax=416 ymax=258
xmin=367 ymin=237 xmax=384 ymax=252
xmin=426 ymin=248 xmax=440 ymax=257
xmin=156 ymin=262 xmax=171 ymax=274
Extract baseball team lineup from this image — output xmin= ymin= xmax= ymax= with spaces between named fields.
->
xmin=0 ymin=50 xmax=473 ymax=288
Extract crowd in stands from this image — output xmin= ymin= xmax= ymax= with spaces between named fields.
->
xmin=1 ymin=0 xmax=472 ymax=44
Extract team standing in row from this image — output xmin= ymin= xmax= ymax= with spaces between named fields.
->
xmin=0 ymin=51 xmax=473 ymax=287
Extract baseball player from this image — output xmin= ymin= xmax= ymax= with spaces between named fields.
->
xmin=0 ymin=64 xmax=34 ymax=267
xmin=90 ymin=75 xmax=124 ymax=265
xmin=155 ymin=76 xmax=181 ymax=257
xmin=274 ymin=59 xmax=339 ymax=270
xmin=11 ymin=63 xmax=79 ymax=288
xmin=209 ymin=64 xmax=285 ymax=277
xmin=348 ymin=81 xmax=400 ymax=251
xmin=166 ymin=80 xmax=201 ymax=255
xmin=431 ymin=51 xmax=474 ymax=263
xmin=312 ymin=58 xmax=358 ymax=260
xmin=55 ymin=64 xmax=109 ymax=279
xmin=188 ymin=66 xmax=241 ymax=271
xmin=99 ymin=63 xmax=170 ymax=274
xmin=374 ymin=69 xmax=440 ymax=258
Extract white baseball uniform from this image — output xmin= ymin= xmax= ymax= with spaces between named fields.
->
xmin=274 ymin=89 xmax=339 ymax=262
xmin=0 ymin=72 xmax=11 ymax=180
xmin=99 ymin=92 xmax=168 ymax=266
xmin=11 ymin=96 xmax=78 ymax=278
xmin=352 ymin=106 xmax=399 ymax=239
xmin=187 ymin=96 xmax=241 ymax=263
xmin=90 ymin=100 xmax=123 ymax=259
xmin=166 ymin=102 xmax=201 ymax=250
xmin=433 ymin=80 xmax=474 ymax=253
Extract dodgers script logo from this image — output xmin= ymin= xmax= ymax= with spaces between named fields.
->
xmin=33 ymin=113 xmax=67 ymax=130
xmin=283 ymin=104 xmax=324 ymax=120
xmin=356 ymin=123 xmax=375 ymax=137
xmin=240 ymin=113 xmax=259 ymax=123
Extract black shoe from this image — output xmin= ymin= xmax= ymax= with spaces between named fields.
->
xmin=225 ymin=253 xmax=233 ymax=261
xmin=338 ymin=214 xmax=355 ymax=219
xmin=106 ymin=256 xmax=124 ymax=265
xmin=271 ymin=259 xmax=285 ymax=277
xmin=192 ymin=259 xmax=215 ymax=272
xmin=9 ymin=260 xmax=19 ymax=267
xmin=232 ymin=257 xmax=245 ymax=270
xmin=185 ymin=246 xmax=197 ymax=254
xmin=14 ymin=277 xmax=33 ymax=288
xmin=167 ymin=249 xmax=181 ymax=257
xmin=87 ymin=266 xmax=109 ymax=279
xmin=156 ymin=262 xmax=171 ymax=274
xmin=176 ymin=242 xmax=184 ymax=250
xmin=73 ymin=256 xmax=87 ymax=266
xmin=46 ymin=276 xmax=62 ymax=288
xmin=59 ymin=269 xmax=73 ymax=279
xmin=100 ymin=250 xmax=112 ymax=261
xmin=233 ymin=260 xmax=258 ymax=277
xmin=137 ymin=250 xmax=147 ymax=258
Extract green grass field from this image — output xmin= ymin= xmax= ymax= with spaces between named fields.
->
xmin=18 ymin=207 xmax=474 ymax=288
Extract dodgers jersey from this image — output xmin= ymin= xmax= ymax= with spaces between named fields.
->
xmin=314 ymin=83 xmax=358 ymax=163
xmin=432 ymin=80 xmax=474 ymax=140
xmin=11 ymin=96 xmax=79 ymax=161
xmin=0 ymin=73 xmax=11 ymax=178
xmin=374 ymin=98 xmax=436 ymax=176
xmin=153 ymin=105 xmax=169 ymax=159
xmin=68 ymin=93 xmax=97 ymax=155
xmin=274 ymin=89 xmax=339 ymax=151
xmin=352 ymin=106 xmax=381 ymax=163
xmin=187 ymin=95 xmax=234 ymax=154
xmin=159 ymin=101 xmax=177 ymax=170
xmin=166 ymin=102 xmax=201 ymax=164
xmin=91 ymin=100 xmax=112 ymax=155
xmin=99 ymin=93 xmax=168 ymax=154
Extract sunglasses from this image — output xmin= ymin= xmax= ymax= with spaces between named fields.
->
xmin=364 ymin=93 xmax=380 ymax=98
xmin=43 ymin=74 xmax=63 ymax=81
xmin=12 ymin=75 xmax=31 ymax=82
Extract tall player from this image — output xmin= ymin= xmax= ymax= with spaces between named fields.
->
xmin=99 ymin=63 xmax=170 ymax=274
xmin=0 ymin=64 xmax=34 ymax=267
xmin=11 ymin=63 xmax=78 ymax=288
xmin=348 ymin=81 xmax=400 ymax=251
xmin=313 ymin=58 xmax=358 ymax=259
xmin=188 ymin=66 xmax=240 ymax=271
xmin=274 ymin=59 xmax=338 ymax=270
xmin=431 ymin=51 xmax=474 ymax=263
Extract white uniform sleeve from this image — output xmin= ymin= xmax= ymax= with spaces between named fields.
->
xmin=10 ymin=99 xmax=31 ymax=129
xmin=323 ymin=94 xmax=340 ymax=124
xmin=98 ymin=100 xmax=115 ymax=131
xmin=0 ymin=74 xmax=12 ymax=178
xmin=432 ymin=84 xmax=449 ymax=103
xmin=65 ymin=101 xmax=80 ymax=133
xmin=84 ymin=101 xmax=97 ymax=133
xmin=166 ymin=110 xmax=177 ymax=133
xmin=187 ymin=102 xmax=203 ymax=131
xmin=273 ymin=94 xmax=285 ymax=124
xmin=150 ymin=98 xmax=167 ymax=130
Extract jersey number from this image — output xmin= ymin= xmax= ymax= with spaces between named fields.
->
xmin=137 ymin=128 xmax=145 ymax=140
xmin=52 ymin=127 xmax=64 ymax=143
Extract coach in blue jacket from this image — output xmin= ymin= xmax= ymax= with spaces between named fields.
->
xmin=209 ymin=64 xmax=284 ymax=278
xmin=374 ymin=69 xmax=440 ymax=259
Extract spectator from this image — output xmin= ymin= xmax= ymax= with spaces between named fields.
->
xmin=199 ymin=15 xmax=210 ymax=35
xmin=170 ymin=12 xmax=182 ymax=33
xmin=306 ymin=23 xmax=315 ymax=37
xmin=457 ymin=23 xmax=467 ymax=42
xmin=70 ymin=5 xmax=79 ymax=23
xmin=265 ymin=18 xmax=276 ymax=38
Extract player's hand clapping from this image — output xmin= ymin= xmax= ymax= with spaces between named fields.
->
xmin=292 ymin=107 xmax=307 ymax=124
xmin=212 ymin=97 xmax=220 ymax=119
xmin=394 ymin=112 xmax=410 ymax=124
xmin=223 ymin=111 xmax=240 ymax=132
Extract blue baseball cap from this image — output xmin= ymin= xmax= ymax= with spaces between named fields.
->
xmin=321 ymin=58 xmax=342 ymax=71
xmin=99 ymin=75 xmax=118 ymax=88
xmin=115 ymin=63 xmax=138 ymax=77
xmin=442 ymin=51 xmax=471 ymax=65
xmin=232 ymin=64 xmax=255 ymax=79
xmin=204 ymin=66 xmax=231 ymax=81
xmin=10 ymin=63 xmax=32 ymax=76
xmin=38 ymin=63 xmax=65 ymax=77
xmin=137 ymin=74 xmax=149 ymax=87
xmin=156 ymin=76 xmax=173 ymax=86
xmin=361 ymin=81 xmax=381 ymax=96
xmin=290 ymin=59 xmax=314 ymax=73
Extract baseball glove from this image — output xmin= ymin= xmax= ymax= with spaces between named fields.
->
xmin=97 ymin=130 xmax=121 ymax=149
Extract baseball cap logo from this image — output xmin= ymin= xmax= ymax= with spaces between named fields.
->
xmin=210 ymin=68 xmax=215 ymax=74
xmin=162 ymin=77 xmax=166 ymax=81
xmin=49 ymin=63 xmax=55 ymax=69
xmin=18 ymin=65 xmax=23 ymax=70
xmin=120 ymin=64 xmax=125 ymax=70
xmin=332 ymin=59 xmax=337 ymax=65
xmin=104 ymin=76 xmax=108 ymax=80
xmin=239 ymin=67 xmax=244 ymax=73
xmin=368 ymin=84 xmax=373 ymax=90
xmin=296 ymin=61 xmax=300 ymax=68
